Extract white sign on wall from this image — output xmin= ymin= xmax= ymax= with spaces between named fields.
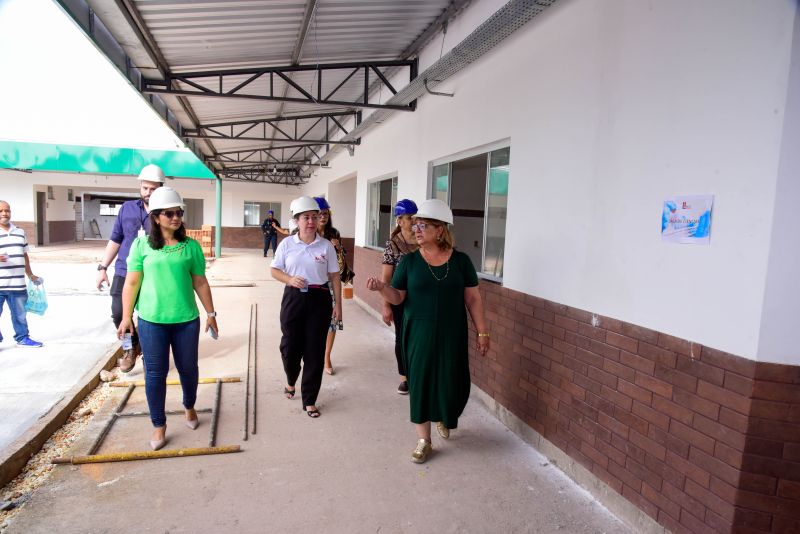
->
xmin=661 ymin=195 xmax=714 ymax=245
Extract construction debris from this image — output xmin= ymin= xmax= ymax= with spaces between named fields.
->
xmin=0 ymin=383 xmax=111 ymax=532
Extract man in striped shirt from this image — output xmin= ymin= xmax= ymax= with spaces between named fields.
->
xmin=0 ymin=200 xmax=43 ymax=347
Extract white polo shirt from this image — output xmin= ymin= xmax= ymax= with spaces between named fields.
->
xmin=271 ymin=233 xmax=338 ymax=285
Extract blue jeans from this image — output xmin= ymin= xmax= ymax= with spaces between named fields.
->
xmin=138 ymin=317 xmax=200 ymax=427
xmin=0 ymin=290 xmax=29 ymax=342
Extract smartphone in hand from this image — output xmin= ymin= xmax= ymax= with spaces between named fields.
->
xmin=208 ymin=325 xmax=218 ymax=340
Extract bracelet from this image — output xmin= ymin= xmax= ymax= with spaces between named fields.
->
xmin=478 ymin=332 xmax=490 ymax=338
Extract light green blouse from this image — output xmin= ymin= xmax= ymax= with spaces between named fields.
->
xmin=126 ymin=237 xmax=206 ymax=324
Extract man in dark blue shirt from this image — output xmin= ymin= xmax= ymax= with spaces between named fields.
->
xmin=261 ymin=209 xmax=280 ymax=257
xmin=95 ymin=164 xmax=164 ymax=372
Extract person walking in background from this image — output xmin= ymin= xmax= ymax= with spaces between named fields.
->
xmin=260 ymin=209 xmax=280 ymax=257
xmin=381 ymin=199 xmax=419 ymax=395
xmin=96 ymin=164 xmax=164 ymax=372
xmin=314 ymin=196 xmax=349 ymax=375
xmin=0 ymin=200 xmax=43 ymax=347
xmin=117 ymin=186 xmax=217 ymax=450
xmin=271 ymin=196 xmax=342 ymax=418
xmin=366 ymin=199 xmax=490 ymax=463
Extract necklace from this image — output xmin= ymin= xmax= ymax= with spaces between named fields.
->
xmin=421 ymin=250 xmax=449 ymax=281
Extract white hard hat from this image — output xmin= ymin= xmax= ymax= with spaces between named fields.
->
xmin=415 ymin=198 xmax=453 ymax=225
xmin=290 ymin=196 xmax=320 ymax=217
xmin=148 ymin=186 xmax=185 ymax=211
xmin=138 ymin=164 xmax=166 ymax=183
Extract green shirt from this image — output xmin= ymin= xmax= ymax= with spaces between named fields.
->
xmin=126 ymin=237 xmax=206 ymax=324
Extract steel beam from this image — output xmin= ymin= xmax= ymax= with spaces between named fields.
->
xmin=142 ymin=61 xmax=417 ymax=112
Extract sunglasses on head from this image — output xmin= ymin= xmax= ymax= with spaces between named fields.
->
xmin=159 ymin=209 xmax=184 ymax=219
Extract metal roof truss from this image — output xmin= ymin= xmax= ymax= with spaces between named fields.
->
xmin=143 ymin=60 xmax=418 ymax=112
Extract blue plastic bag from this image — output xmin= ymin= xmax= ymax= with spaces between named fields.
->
xmin=25 ymin=280 xmax=48 ymax=316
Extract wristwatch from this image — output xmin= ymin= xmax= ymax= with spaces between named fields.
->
xmin=97 ymin=264 xmax=107 ymax=271
xmin=207 ymin=311 xmax=217 ymax=317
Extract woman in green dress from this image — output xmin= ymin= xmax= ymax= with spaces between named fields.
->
xmin=366 ymin=199 xmax=490 ymax=463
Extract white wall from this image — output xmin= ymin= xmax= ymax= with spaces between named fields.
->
xmin=758 ymin=5 xmax=800 ymax=365
xmin=305 ymin=0 xmax=798 ymax=362
xmin=328 ymin=174 xmax=357 ymax=237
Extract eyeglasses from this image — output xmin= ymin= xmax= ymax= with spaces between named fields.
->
xmin=160 ymin=209 xmax=184 ymax=219
xmin=411 ymin=222 xmax=431 ymax=232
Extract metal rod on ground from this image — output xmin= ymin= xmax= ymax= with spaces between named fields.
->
xmin=53 ymin=445 xmax=241 ymax=465
xmin=87 ymin=383 xmax=134 ymax=455
xmin=209 ymin=378 xmax=222 ymax=447
xmin=252 ymin=303 xmax=258 ymax=435
xmin=111 ymin=377 xmax=241 ymax=387
xmin=117 ymin=408 xmax=212 ymax=418
xmin=243 ymin=303 xmax=254 ymax=441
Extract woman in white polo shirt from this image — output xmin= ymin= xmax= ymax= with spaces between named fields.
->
xmin=271 ymin=196 xmax=342 ymax=418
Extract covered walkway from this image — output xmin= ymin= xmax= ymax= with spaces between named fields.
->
xmin=3 ymin=249 xmax=630 ymax=533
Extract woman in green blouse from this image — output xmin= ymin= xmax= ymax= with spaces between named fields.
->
xmin=117 ymin=186 xmax=218 ymax=451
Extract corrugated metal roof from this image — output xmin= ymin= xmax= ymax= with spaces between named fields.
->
xmin=79 ymin=0 xmax=460 ymax=182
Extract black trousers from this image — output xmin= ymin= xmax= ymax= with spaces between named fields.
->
xmin=279 ymin=285 xmax=332 ymax=407
xmin=392 ymin=303 xmax=406 ymax=376
xmin=263 ymin=234 xmax=277 ymax=255
xmin=110 ymin=275 xmax=139 ymax=347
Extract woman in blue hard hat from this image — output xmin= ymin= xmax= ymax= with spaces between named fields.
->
xmin=314 ymin=196 xmax=353 ymax=375
xmin=380 ymin=199 xmax=419 ymax=394
xmin=271 ymin=196 xmax=342 ymax=418
xmin=366 ymin=199 xmax=490 ymax=463
xmin=117 ymin=186 xmax=218 ymax=450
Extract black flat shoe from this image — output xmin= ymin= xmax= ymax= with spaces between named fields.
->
xmin=303 ymin=407 xmax=320 ymax=418
xmin=284 ymin=387 xmax=296 ymax=399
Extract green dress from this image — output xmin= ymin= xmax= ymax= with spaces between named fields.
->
xmin=392 ymin=249 xmax=479 ymax=429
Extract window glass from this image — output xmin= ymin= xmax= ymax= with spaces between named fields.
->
xmin=47 ymin=186 xmax=54 ymax=200
xmin=99 ymin=203 xmax=121 ymax=216
xmin=432 ymin=164 xmax=449 ymax=203
xmin=244 ymin=201 xmax=260 ymax=226
xmin=429 ymin=146 xmax=509 ymax=279
xmin=367 ymin=176 xmax=397 ymax=247
xmin=485 ymin=148 xmax=509 ymax=278
xmin=244 ymin=201 xmax=282 ymax=226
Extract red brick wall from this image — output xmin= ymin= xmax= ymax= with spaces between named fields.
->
xmin=14 ymin=222 xmax=36 ymax=244
xmin=352 ymin=246 xmax=385 ymax=312
xmin=352 ymin=245 xmax=800 ymax=534
xmin=47 ymin=220 xmax=75 ymax=244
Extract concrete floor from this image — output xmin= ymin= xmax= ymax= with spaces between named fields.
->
xmin=0 ymin=242 xmax=118 ymax=453
xmin=4 ymin=248 xmax=633 ymax=534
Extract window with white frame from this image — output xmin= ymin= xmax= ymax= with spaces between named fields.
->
xmin=430 ymin=146 xmax=509 ymax=279
xmin=99 ymin=202 xmax=122 ymax=216
xmin=244 ymin=201 xmax=282 ymax=227
xmin=367 ymin=175 xmax=397 ymax=248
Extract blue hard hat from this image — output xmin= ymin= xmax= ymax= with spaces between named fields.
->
xmin=314 ymin=197 xmax=330 ymax=210
xmin=394 ymin=199 xmax=418 ymax=216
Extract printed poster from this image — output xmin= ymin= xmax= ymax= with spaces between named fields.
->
xmin=661 ymin=195 xmax=713 ymax=245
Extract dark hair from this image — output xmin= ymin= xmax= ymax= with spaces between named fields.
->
xmin=319 ymin=211 xmax=339 ymax=241
xmin=148 ymin=210 xmax=187 ymax=250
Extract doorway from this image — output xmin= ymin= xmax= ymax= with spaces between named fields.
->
xmin=35 ymin=191 xmax=46 ymax=246
xmin=183 ymin=198 xmax=204 ymax=229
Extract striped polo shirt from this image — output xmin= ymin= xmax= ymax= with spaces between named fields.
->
xmin=0 ymin=223 xmax=29 ymax=291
